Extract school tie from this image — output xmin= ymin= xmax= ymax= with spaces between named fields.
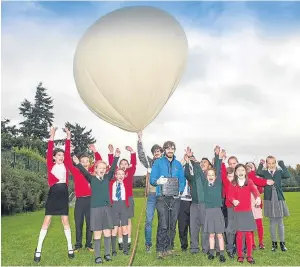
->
xmin=271 ymin=170 xmax=274 ymax=176
xmin=116 ymin=183 xmax=121 ymax=201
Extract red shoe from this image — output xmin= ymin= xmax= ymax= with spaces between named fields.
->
xmin=259 ymin=243 xmax=265 ymax=250
xmin=252 ymin=245 xmax=257 ymax=250
xmin=237 ymin=257 xmax=244 ymax=263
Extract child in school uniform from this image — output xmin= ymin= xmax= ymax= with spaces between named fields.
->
xmin=183 ymin=149 xmax=206 ymax=255
xmin=73 ymin=149 xmax=120 ymax=264
xmin=33 ymin=127 xmax=74 ymax=262
xmin=256 ymin=156 xmax=290 ymax=252
xmin=64 ymin=132 xmax=102 ymax=253
xmin=185 ymin=146 xmax=226 ymax=262
xmin=108 ymin=144 xmax=137 ymax=251
xmin=110 ymin=168 xmax=130 ymax=256
xmin=228 ymin=163 xmax=273 ymax=264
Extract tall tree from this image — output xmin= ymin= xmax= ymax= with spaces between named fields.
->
xmin=56 ymin=122 xmax=96 ymax=156
xmin=1 ymin=118 xmax=18 ymax=136
xmin=19 ymin=82 xmax=54 ymax=139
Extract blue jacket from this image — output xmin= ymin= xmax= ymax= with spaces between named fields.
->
xmin=150 ymin=155 xmax=186 ymax=196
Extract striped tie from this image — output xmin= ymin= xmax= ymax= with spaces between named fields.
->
xmin=116 ymin=183 xmax=121 ymax=201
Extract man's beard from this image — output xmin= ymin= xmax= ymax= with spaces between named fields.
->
xmin=166 ymin=153 xmax=173 ymax=159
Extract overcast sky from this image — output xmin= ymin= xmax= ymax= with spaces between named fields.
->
xmin=2 ymin=1 xmax=300 ymax=174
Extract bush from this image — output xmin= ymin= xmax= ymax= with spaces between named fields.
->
xmin=13 ymin=147 xmax=46 ymax=163
xmin=282 ymin=186 xmax=300 ymax=192
xmin=1 ymin=163 xmax=48 ymax=215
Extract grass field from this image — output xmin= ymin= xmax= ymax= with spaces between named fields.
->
xmin=1 ymin=191 xmax=300 ymax=266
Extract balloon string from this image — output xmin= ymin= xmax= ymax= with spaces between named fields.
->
xmin=127 ymin=187 xmax=147 ymax=266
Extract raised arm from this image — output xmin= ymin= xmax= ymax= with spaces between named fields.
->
xmin=47 ymin=127 xmax=56 ymax=166
xmin=63 ymin=128 xmax=77 ymax=173
xmin=184 ymin=163 xmax=194 ymax=182
xmin=137 ymin=139 xmax=149 ymax=169
xmin=128 ymin=147 xmax=137 ymax=175
xmin=88 ymin=144 xmax=102 ymax=173
xmin=107 ymin=149 xmax=120 ymax=180
xmin=278 ymin=160 xmax=291 ymax=179
xmin=108 ymin=144 xmax=114 ymax=166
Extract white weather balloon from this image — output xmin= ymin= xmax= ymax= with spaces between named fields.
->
xmin=73 ymin=6 xmax=188 ymax=132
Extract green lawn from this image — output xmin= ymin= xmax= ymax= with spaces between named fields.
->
xmin=1 ymin=191 xmax=300 ymax=266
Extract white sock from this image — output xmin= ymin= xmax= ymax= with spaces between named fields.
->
xmin=64 ymin=229 xmax=73 ymax=252
xmin=36 ymin=229 xmax=47 ymax=254
xmin=118 ymin=238 xmax=123 ymax=243
xmin=128 ymin=237 xmax=131 ymax=243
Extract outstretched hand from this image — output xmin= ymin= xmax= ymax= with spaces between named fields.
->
xmin=115 ymin=148 xmax=121 ymax=157
xmin=214 ymin=145 xmax=221 ymax=155
xmin=65 ymin=127 xmax=71 ymax=139
xmin=108 ymin=144 xmax=114 ymax=154
xmin=89 ymin=144 xmax=97 ymax=153
xmin=126 ymin=146 xmax=134 ymax=153
xmin=219 ymin=149 xmax=226 ymax=160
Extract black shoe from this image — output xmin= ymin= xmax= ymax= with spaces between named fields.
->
xmin=123 ymin=250 xmax=129 ymax=255
xmin=247 ymin=256 xmax=255 ymax=264
xmin=227 ymin=252 xmax=234 ymax=258
xmin=95 ymin=257 xmax=103 ymax=264
xmin=280 ymin=242 xmax=287 ymax=251
xmin=119 ymin=243 xmax=123 ymax=250
xmin=104 ymin=254 xmax=112 ymax=261
xmin=182 ymin=248 xmax=188 ymax=252
xmin=208 ymin=254 xmax=214 ymax=260
xmin=191 ymin=251 xmax=199 ymax=255
xmin=128 ymin=243 xmax=131 ymax=250
xmin=220 ymin=255 xmax=226 ymax=263
xmin=146 ymin=245 xmax=151 ymax=252
xmin=216 ymin=252 xmax=220 ymax=257
xmin=272 ymin=242 xmax=278 ymax=252
xmin=68 ymin=250 xmax=75 ymax=259
xmin=34 ymin=249 xmax=41 ymax=262
xmin=112 ymin=251 xmax=117 ymax=257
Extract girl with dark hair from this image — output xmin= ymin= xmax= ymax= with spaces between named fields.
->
xmin=228 ymin=164 xmax=273 ymax=264
xmin=34 ymin=127 xmax=74 ymax=262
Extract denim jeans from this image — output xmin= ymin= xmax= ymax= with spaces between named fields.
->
xmin=145 ymin=193 xmax=156 ymax=246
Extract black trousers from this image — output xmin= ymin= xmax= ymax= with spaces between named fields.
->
xmin=74 ymin=196 xmax=92 ymax=249
xmin=178 ymin=200 xmax=191 ymax=250
xmin=156 ymin=196 xmax=181 ymax=252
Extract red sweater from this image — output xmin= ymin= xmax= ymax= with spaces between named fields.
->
xmin=221 ymin=163 xmax=233 ymax=208
xmin=108 ymin=152 xmax=137 ymax=198
xmin=47 ymin=140 xmax=69 ymax=187
xmin=64 ymin=139 xmax=102 ymax=198
xmin=228 ymin=179 xmax=260 ymax=212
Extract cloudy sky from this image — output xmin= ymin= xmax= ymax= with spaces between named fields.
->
xmin=2 ymin=1 xmax=300 ymax=173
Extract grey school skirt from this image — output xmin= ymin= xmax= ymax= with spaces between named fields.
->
xmin=204 ymin=207 xmax=225 ymax=234
xmin=225 ymin=207 xmax=236 ymax=234
xmin=127 ymin=197 xmax=134 ymax=218
xmin=90 ymin=206 xmax=114 ymax=231
xmin=233 ymin=211 xmax=256 ymax=231
xmin=112 ymin=200 xmax=128 ymax=227
xmin=264 ymin=186 xmax=290 ymax=218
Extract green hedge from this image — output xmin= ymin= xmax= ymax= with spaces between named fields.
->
xmin=1 ymin=163 xmax=48 ymax=215
xmin=282 ymin=187 xmax=300 ymax=192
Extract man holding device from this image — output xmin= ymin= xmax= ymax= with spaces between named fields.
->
xmin=150 ymin=141 xmax=186 ymax=259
